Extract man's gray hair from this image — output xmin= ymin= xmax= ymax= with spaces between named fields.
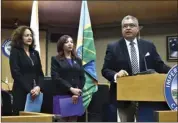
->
xmin=121 ymin=15 xmax=139 ymax=26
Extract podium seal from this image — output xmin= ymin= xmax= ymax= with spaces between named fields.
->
xmin=164 ymin=65 xmax=178 ymax=111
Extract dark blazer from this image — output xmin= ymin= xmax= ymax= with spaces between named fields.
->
xmin=101 ymin=38 xmax=170 ymax=108
xmin=51 ymin=56 xmax=85 ymax=95
xmin=9 ymin=47 xmax=44 ymax=115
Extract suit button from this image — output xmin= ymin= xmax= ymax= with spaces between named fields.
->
xmin=72 ymin=79 xmax=74 ymax=81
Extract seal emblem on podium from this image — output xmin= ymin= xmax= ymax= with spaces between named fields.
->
xmin=164 ymin=65 xmax=178 ymax=111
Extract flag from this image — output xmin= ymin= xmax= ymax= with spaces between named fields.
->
xmin=30 ymin=1 xmax=40 ymax=54
xmin=76 ymin=1 xmax=98 ymax=109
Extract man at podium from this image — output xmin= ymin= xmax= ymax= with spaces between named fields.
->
xmin=101 ymin=15 xmax=170 ymax=122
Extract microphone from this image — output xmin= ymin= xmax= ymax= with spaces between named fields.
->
xmin=136 ymin=52 xmax=156 ymax=75
xmin=143 ymin=53 xmax=148 ymax=71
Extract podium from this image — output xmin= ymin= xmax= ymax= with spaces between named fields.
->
xmin=117 ymin=73 xmax=177 ymax=122
xmin=2 ymin=111 xmax=55 ymax=122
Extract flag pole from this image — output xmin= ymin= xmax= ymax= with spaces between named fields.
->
xmin=30 ymin=0 xmax=40 ymax=54
xmin=82 ymin=2 xmax=88 ymax=122
xmin=85 ymin=108 xmax=88 ymax=122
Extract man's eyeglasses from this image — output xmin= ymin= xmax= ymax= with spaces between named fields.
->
xmin=122 ymin=24 xmax=137 ymax=28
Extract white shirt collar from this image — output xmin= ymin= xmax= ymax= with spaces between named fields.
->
xmin=125 ymin=38 xmax=138 ymax=47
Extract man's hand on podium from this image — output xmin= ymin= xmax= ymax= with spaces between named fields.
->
xmin=114 ymin=70 xmax=129 ymax=83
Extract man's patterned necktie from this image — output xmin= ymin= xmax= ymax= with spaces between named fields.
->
xmin=130 ymin=41 xmax=139 ymax=74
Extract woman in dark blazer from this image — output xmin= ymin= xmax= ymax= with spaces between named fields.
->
xmin=9 ymin=26 xmax=44 ymax=115
xmin=51 ymin=35 xmax=85 ymax=122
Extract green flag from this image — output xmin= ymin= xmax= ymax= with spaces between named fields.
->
xmin=76 ymin=1 xmax=98 ymax=109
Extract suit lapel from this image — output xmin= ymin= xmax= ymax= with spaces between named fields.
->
xmin=64 ymin=58 xmax=78 ymax=68
xmin=55 ymin=57 xmax=71 ymax=69
xmin=30 ymin=51 xmax=38 ymax=66
xmin=22 ymin=49 xmax=35 ymax=67
xmin=64 ymin=58 xmax=73 ymax=68
xmin=72 ymin=58 xmax=81 ymax=70
xmin=56 ymin=57 xmax=79 ymax=69
xmin=137 ymin=39 xmax=145 ymax=71
xmin=119 ymin=39 xmax=132 ymax=71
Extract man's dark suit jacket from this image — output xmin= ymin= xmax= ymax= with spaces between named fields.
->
xmin=101 ymin=38 xmax=170 ymax=108
xmin=51 ymin=56 xmax=85 ymax=95
xmin=9 ymin=47 xmax=44 ymax=115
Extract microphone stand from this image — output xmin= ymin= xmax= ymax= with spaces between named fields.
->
xmin=135 ymin=55 xmax=156 ymax=75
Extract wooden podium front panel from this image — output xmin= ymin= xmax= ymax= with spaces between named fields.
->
xmin=117 ymin=74 xmax=166 ymax=101
xmin=2 ymin=112 xmax=54 ymax=122
xmin=155 ymin=111 xmax=178 ymax=122
xmin=2 ymin=115 xmax=53 ymax=122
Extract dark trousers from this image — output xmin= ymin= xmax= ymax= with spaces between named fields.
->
xmin=117 ymin=102 xmax=136 ymax=122
xmin=109 ymin=101 xmax=136 ymax=122
xmin=12 ymin=92 xmax=26 ymax=115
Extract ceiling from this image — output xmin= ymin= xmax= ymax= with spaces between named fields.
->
xmin=2 ymin=1 xmax=178 ymax=28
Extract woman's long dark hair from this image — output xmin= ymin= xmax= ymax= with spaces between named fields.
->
xmin=11 ymin=25 xmax=35 ymax=50
xmin=56 ymin=35 xmax=77 ymax=59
